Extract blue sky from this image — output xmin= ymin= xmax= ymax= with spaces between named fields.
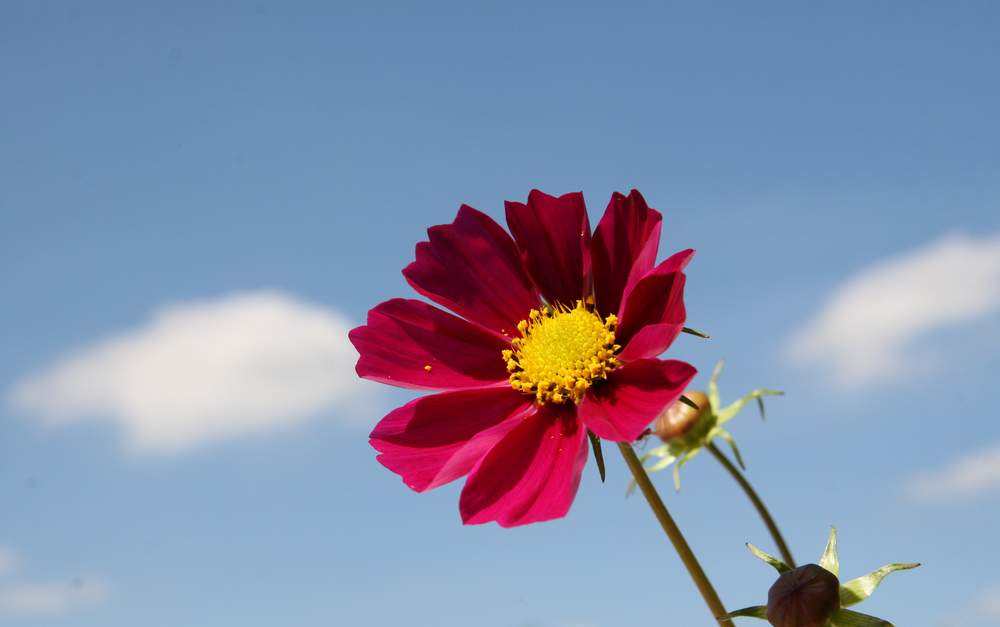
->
xmin=2 ymin=2 xmax=1000 ymax=626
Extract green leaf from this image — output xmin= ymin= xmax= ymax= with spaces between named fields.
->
xmin=587 ymin=430 xmax=606 ymax=483
xmin=682 ymin=326 xmax=711 ymax=339
xmin=820 ymin=527 xmax=839 ymax=577
xmin=718 ymin=605 xmax=767 ymax=620
xmin=829 ymin=608 xmax=894 ymax=626
xmin=708 ymin=360 xmax=725 ymax=412
xmin=718 ymin=389 xmax=784 ymax=425
xmin=839 ymin=562 xmax=920 ymax=607
xmin=747 ymin=542 xmax=790 ymax=573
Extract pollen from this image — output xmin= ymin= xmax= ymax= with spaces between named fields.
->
xmin=504 ymin=301 xmax=621 ymax=404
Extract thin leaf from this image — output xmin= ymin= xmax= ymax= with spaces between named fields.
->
xmin=829 ymin=608 xmax=894 ymax=627
xmin=820 ymin=527 xmax=839 ymax=577
xmin=719 ymin=605 xmax=767 ymax=620
xmin=682 ymin=326 xmax=711 ymax=339
xmin=747 ymin=542 xmax=790 ymax=573
xmin=756 ymin=396 xmax=766 ymax=420
xmin=839 ymin=562 xmax=920 ymax=607
xmin=717 ymin=389 xmax=784 ymax=425
xmin=716 ymin=430 xmax=746 ymax=470
xmin=708 ymin=360 xmax=725 ymax=412
xmin=587 ymin=430 xmax=606 ymax=483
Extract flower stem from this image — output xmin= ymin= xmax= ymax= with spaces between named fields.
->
xmin=706 ymin=442 xmax=796 ymax=568
xmin=617 ymin=442 xmax=733 ymax=627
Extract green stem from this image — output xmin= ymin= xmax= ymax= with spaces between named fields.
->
xmin=706 ymin=442 xmax=796 ymax=568
xmin=618 ymin=442 xmax=733 ymax=627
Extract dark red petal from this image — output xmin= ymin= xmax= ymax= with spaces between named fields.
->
xmin=350 ymin=298 xmax=510 ymax=391
xmin=616 ymin=249 xmax=694 ymax=362
xmin=459 ymin=404 xmax=587 ymax=527
xmin=370 ymin=387 xmax=534 ymax=492
xmin=504 ymin=190 xmax=591 ymax=307
xmin=591 ymin=190 xmax=663 ymax=318
xmin=403 ymin=205 xmax=539 ymax=333
xmin=579 ymin=359 xmax=697 ymax=442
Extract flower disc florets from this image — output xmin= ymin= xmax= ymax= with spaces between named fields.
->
xmin=503 ymin=301 xmax=621 ymax=404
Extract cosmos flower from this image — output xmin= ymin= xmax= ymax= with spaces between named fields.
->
xmin=723 ymin=527 xmax=919 ymax=627
xmin=350 ymin=189 xmax=696 ymax=527
xmin=633 ymin=360 xmax=782 ymax=491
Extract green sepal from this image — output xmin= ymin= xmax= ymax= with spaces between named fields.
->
xmin=673 ymin=447 xmax=702 ymax=491
xmin=716 ymin=429 xmax=746 ymax=470
xmin=747 ymin=542 xmax=790 ymax=573
xmin=587 ymin=430 xmax=606 ymax=483
xmin=839 ymin=562 xmax=920 ymax=607
xmin=717 ymin=389 xmax=784 ymax=425
xmin=708 ymin=360 xmax=725 ymax=413
xmin=820 ymin=526 xmax=839 ymax=577
xmin=718 ymin=605 xmax=767 ymax=620
xmin=829 ymin=608 xmax=894 ymax=626
xmin=682 ymin=326 xmax=711 ymax=339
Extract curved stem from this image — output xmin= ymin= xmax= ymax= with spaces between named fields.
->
xmin=618 ymin=442 xmax=733 ymax=626
xmin=706 ymin=442 xmax=796 ymax=568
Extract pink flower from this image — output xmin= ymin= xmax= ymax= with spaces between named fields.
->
xmin=350 ymin=190 xmax=696 ymax=527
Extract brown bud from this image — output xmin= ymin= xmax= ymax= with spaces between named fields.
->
xmin=766 ymin=564 xmax=840 ymax=627
xmin=654 ymin=390 xmax=709 ymax=442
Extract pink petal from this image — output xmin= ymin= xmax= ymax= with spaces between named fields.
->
xmin=350 ymin=298 xmax=510 ymax=391
xmin=579 ymin=359 xmax=697 ymax=442
xmin=459 ymin=404 xmax=588 ymax=527
xmin=504 ymin=190 xmax=591 ymax=307
xmin=616 ymin=249 xmax=695 ymax=362
xmin=370 ymin=387 xmax=534 ymax=492
xmin=591 ymin=190 xmax=663 ymax=318
xmin=403 ymin=205 xmax=539 ymax=334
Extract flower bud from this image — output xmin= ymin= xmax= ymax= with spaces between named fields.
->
xmin=654 ymin=390 xmax=709 ymax=442
xmin=766 ymin=564 xmax=840 ymax=627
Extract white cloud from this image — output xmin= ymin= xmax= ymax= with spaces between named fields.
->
xmin=0 ymin=578 xmax=109 ymax=616
xmin=0 ymin=547 xmax=16 ymax=577
xmin=9 ymin=291 xmax=366 ymax=454
xmin=938 ymin=585 xmax=1000 ymax=627
xmin=977 ymin=586 xmax=1000 ymax=618
xmin=907 ymin=443 xmax=1000 ymax=501
xmin=0 ymin=547 xmax=109 ymax=617
xmin=786 ymin=232 xmax=1000 ymax=386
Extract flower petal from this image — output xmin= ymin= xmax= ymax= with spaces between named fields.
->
xmin=579 ymin=359 xmax=696 ymax=442
xmin=403 ymin=205 xmax=539 ymax=333
xmin=591 ymin=190 xmax=663 ymax=318
xmin=616 ymin=249 xmax=694 ymax=362
xmin=350 ymin=298 xmax=510 ymax=390
xmin=370 ymin=387 xmax=534 ymax=492
xmin=504 ymin=190 xmax=591 ymax=307
xmin=459 ymin=404 xmax=587 ymax=527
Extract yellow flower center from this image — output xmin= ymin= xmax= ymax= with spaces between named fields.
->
xmin=503 ymin=301 xmax=621 ymax=404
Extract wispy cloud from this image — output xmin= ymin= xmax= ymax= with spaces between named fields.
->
xmin=0 ymin=578 xmax=109 ymax=616
xmin=9 ymin=291 xmax=367 ymax=454
xmin=785 ymin=232 xmax=1000 ymax=386
xmin=907 ymin=443 xmax=1000 ymax=501
xmin=0 ymin=547 xmax=109 ymax=617
xmin=0 ymin=547 xmax=15 ymax=577
xmin=938 ymin=584 xmax=1000 ymax=627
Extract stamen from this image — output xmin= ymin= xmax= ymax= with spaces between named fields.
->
xmin=504 ymin=301 xmax=621 ymax=404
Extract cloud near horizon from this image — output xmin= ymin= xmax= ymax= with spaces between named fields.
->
xmin=0 ymin=546 xmax=109 ymax=617
xmin=785 ymin=232 xmax=1000 ymax=387
xmin=9 ymin=291 xmax=367 ymax=454
xmin=907 ymin=443 xmax=1000 ymax=502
